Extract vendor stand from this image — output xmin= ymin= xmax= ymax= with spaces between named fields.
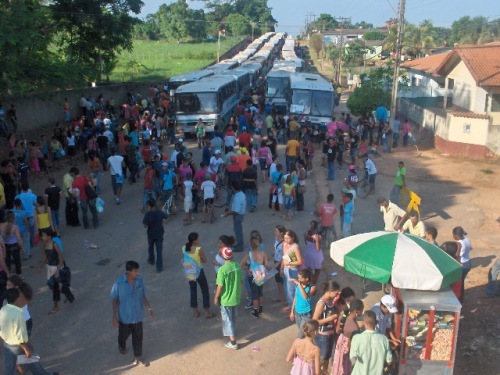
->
xmin=394 ymin=288 xmax=461 ymax=375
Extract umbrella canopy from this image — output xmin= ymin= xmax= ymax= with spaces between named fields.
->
xmin=330 ymin=231 xmax=462 ymax=291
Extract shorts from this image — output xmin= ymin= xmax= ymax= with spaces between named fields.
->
xmin=274 ymin=261 xmax=283 ymax=283
xmin=369 ymin=173 xmax=377 ymax=184
xmin=272 ymin=189 xmax=283 ymax=204
xmin=111 ymin=174 xmax=124 ymax=190
xmin=161 ymin=128 xmax=167 ymax=136
xmin=184 ymin=198 xmax=192 ymax=213
xmin=204 ymin=198 xmax=214 ymax=206
xmin=350 ymin=147 xmax=358 ymax=158
xmin=284 ymin=195 xmax=293 ymax=209
xmin=316 ymin=334 xmax=335 ymax=363
xmin=259 ymin=158 xmax=268 ymax=170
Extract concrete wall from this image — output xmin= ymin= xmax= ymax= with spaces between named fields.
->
xmin=447 ymin=115 xmax=489 ymax=145
xmin=435 ymin=136 xmax=491 ymax=158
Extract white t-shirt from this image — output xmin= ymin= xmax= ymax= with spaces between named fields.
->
xmin=365 ymin=158 xmax=377 ymax=175
xmin=209 ymin=156 xmax=224 ymax=174
xmin=170 ymin=150 xmax=179 ymax=164
xmin=269 ymin=162 xmax=278 ymax=177
xmin=107 ymin=155 xmax=124 ymax=175
xmin=184 ymin=180 xmax=193 ymax=200
xmin=201 ymin=180 xmax=216 ymax=199
xmin=224 ymin=134 xmax=236 ymax=147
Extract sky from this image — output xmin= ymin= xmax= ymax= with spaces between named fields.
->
xmin=140 ymin=0 xmax=499 ymax=36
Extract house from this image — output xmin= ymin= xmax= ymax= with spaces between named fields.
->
xmin=323 ymin=28 xmax=388 ymax=45
xmin=343 ymin=40 xmax=385 ymax=64
xmin=399 ymin=42 xmax=500 ymax=158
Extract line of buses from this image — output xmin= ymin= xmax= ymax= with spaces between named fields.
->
xmin=168 ymin=32 xmax=335 ymax=137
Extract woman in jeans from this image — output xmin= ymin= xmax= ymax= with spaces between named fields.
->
xmin=0 ymin=211 xmax=25 ymax=275
xmin=280 ymin=230 xmax=303 ymax=312
xmin=41 ymin=229 xmax=74 ymax=314
xmin=453 ymin=226 xmax=472 ymax=301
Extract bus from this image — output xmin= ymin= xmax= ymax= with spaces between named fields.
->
xmin=175 ymin=75 xmax=238 ymax=136
xmin=265 ymin=69 xmax=291 ymax=114
xmin=289 ymin=73 xmax=334 ymax=128
xmin=168 ymin=70 xmax=214 ymax=98
xmin=220 ymin=69 xmax=252 ymax=99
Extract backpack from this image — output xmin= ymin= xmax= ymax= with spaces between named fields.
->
xmin=182 ymin=247 xmax=200 ymax=281
xmin=249 ymin=251 xmax=267 ymax=286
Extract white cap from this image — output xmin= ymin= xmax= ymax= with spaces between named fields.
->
xmin=214 ymin=149 xmax=222 ymax=155
xmin=381 ymin=295 xmax=398 ymax=313
xmin=178 ymin=138 xmax=184 ymax=143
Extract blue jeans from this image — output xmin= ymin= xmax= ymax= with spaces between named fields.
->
xmin=189 ymin=268 xmax=210 ymax=308
xmin=486 ymin=260 xmax=500 ymax=297
xmin=50 ymin=209 xmax=60 ymax=229
xmin=286 ymin=156 xmax=297 ymax=172
xmin=80 ymin=199 xmax=98 ymax=228
xmin=294 ymin=311 xmax=312 ymax=338
xmin=244 ymin=189 xmax=258 ymax=209
xmin=220 ymin=305 xmax=237 ymax=337
xmin=28 ymin=217 xmax=35 ymax=248
xmin=226 ymin=187 xmax=234 ymax=208
xmin=316 ymin=333 xmax=335 ymax=363
xmin=4 ymin=343 xmax=53 ymax=375
xmin=382 ymin=136 xmax=388 ymax=152
xmin=21 ymin=231 xmax=31 ymax=258
xmin=283 ymin=268 xmax=298 ymax=307
xmin=390 ymin=184 xmax=402 ymax=206
xmin=147 ymin=237 xmax=163 ymax=272
xmin=393 ymin=132 xmax=400 ymax=148
xmin=232 ymin=214 xmax=244 ymax=252
xmin=327 ymin=161 xmax=335 ymax=180
xmin=143 ymin=189 xmax=157 ymax=209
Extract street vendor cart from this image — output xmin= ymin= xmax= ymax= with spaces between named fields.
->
xmin=394 ymin=288 xmax=461 ymax=375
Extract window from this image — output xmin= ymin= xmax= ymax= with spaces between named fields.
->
xmin=491 ymin=94 xmax=500 ymax=112
xmin=463 ymin=124 xmax=471 ymax=134
xmin=447 ymin=78 xmax=454 ymax=90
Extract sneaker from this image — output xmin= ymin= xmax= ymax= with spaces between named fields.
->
xmin=245 ymin=296 xmax=251 ymax=301
xmin=245 ymin=301 xmax=253 ymax=309
xmin=225 ymin=341 xmax=238 ymax=350
xmin=251 ymin=309 xmax=259 ymax=319
xmin=132 ymin=359 xmax=150 ymax=367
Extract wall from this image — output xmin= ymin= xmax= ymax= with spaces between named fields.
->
xmin=448 ymin=61 xmax=476 ymax=111
xmin=447 ymin=115 xmax=489 ymax=145
xmin=435 ymin=136 xmax=490 ymax=158
xmin=400 ymin=71 xmax=446 ymax=98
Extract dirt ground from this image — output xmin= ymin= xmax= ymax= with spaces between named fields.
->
xmin=1 ymin=94 xmax=499 ymax=375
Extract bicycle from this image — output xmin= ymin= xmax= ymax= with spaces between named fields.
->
xmin=213 ymin=176 xmax=229 ymax=208
xmin=357 ymin=170 xmax=370 ymax=198
xmin=161 ymin=189 xmax=177 ymax=217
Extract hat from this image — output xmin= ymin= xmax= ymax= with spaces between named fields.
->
xmin=205 ymin=173 xmax=211 ymax=180
xmin=178 ymin=138 xmax=184 ymax=143
xmin=214 ymin=149 xmax=222 ymax=155
xmin=221 ymin=247 xmax=233 ymax=260
xmin=241 ymin=126 xmax=247 ymax=131
xmin=381 ymin=295 xmax=398 ymax=313
xmin=348 ymin=164 xmax=356 ymax=171
xmin=161 ymin=162 xmax=168 ymax=167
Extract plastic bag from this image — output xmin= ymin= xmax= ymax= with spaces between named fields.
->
xmin=96 ymin=197 xmax=105 ymax=213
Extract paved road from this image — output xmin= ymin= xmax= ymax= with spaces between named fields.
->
xmin=4 ymin=96 xmax=395 ymax=375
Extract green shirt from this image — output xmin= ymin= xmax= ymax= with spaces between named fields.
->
xmin=216 ymin=261 xmax=243 ymax=307
xmin=350 ymin=330 xmax=392 ymax=375
xmin=394 ymin=166 xmax=406 ymax=186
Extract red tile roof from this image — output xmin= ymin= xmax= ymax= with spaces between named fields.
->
xmin=436 ymin=42 xmax=500 ymax=87
xmin=401 ymin=52 xmax=450 ymax=76
xmin=450 ymin=111 xmax=490 ymax=120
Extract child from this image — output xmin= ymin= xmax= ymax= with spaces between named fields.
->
xmin=286 ymin=319 xmax=320 ymax=375
xmin=273 ymin=225 xmax=286 ymax=303
xmin=342 ymin=193 xmax=354 ymax=238
xmin=303 ymin=221 xmax=324 ymax=284
xmin=283 ymin=174 xmax=295 ymax=220
xmin=213 ymin=235 xmax=235 ymax=275
xmin=183 ymin=172 xmax=193 ymax=226
xmin=312 ymin=280 xmax=341 ymax=374
xmin=200 ymin=173 xmax=216 ymax=223
xmin=290 ymin=268 xmax=317 ymax=338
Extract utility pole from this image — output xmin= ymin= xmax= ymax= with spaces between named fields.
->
xmin=335 ymin=17 xmax=351 ymax=85
xmin=390 ymin=0 xmax=406 ymax=120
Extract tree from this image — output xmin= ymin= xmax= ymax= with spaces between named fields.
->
xmin=347 ymin=66 xmax=394 ymax=115
xmin=354 ymin=21 xmax=374 ymax=29
xmin=343 ymin=40 xmax=367 ymax=67
xmin=225 ymin=14 xmax=251 ymax=37
xmin=51 ymin=0 xmax=144 ymax=83
xmin=364 ymin=30 xmax=386 ymax=41
xmin=156 ymin=1 xmax=190 ymax=42
xmin=309 ymin=33 xmax=324 ymax=58
xmin=309 ymin=13 xmax=338 ymax=33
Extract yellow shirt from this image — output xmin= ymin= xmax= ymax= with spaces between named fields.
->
xmin=283 ymin=183 xmax=295 ymax=196
xmin=286 ymin=140 xmax=300 ymax=157
xmin=0 ymin=182 xmax=5 ymax=207
xmin=402 ymin=219 xmax=426 ymax=238
xmin=63 ymin=173 xmax=74 ymax=198
xmin=185 ymin=246 xmax=202 ymax=266
xmin=0 ymin=304 xmax=28 ymax=345
xmin=36 ymin=206 xmax=51 ymax=229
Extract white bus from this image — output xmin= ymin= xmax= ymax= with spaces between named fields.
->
xmin=168 ymin=70 xmax=214 ymax=98
xmin=265 ymin=69 xmax=291 ymax=114
xmin=289 ymin=73 xmax=334 ymax=127
xmin=220 ymin=69 xmax=252 ymax=99
xmin=175 ymin=75 xmax=238 ymax=136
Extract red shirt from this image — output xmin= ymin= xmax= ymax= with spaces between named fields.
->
xmin=144 ymin=169 xmax=154 ymax=190
xmin=239 ymin=132 xmax=251 ymax=148
xmin=318 ymin=202 xmax=338 ymax=227
xmin=72 ymin=175 xmax=90 ymax=200
xmin=141 ymin=146 xmax=152 ymax=163
xmin=194 ymin=169 xmax=215 ymax=188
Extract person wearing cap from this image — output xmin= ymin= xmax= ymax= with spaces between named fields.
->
xmin=350 ymin=310 xmax=392 ymax=375
xmin=208 ymin=149 xmax=224 ymax=176
xmin=344 ymin=164 xmax=359 ymax=191
xmin=223 ymin=181 xmax=246 ymax=252
xmin=371 ymin=295 xmax=401 ymax=349
xmin=214 ymin=246 xmax=243 ymax=350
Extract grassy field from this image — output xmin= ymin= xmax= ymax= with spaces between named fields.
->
xmin=110 ymin=37 xmax=242 ymax=83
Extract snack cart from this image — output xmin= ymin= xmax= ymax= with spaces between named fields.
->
xmin=395 ymin=288 xmax=461 ymax=375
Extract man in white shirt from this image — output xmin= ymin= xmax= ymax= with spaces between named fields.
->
xmin=377 ymin=197 xmax=407 ymax=232
xmin=107 ymin=148 xmax=125 ymax=204
xmin=363 ymin=155 xmax=378 ymax=195
xmin=209 ymin=150 xmax=224 ymax=175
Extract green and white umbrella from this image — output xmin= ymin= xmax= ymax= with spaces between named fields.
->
xmin=330 ymin=231 xmax=462 ymax=291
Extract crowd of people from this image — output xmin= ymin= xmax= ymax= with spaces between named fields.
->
xmin=0 ymin=82 xmax=495 ymax=375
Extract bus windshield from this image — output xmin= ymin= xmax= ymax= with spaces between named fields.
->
xmin=267 ymin=77 xmax=288 ymax=98
xmin=291 ymin=90 xmax=312 ymax=114
xmin=311 ymin=91 xmax=333 ymax=117
xmin=176 ymin=93 xmax=219 ymax=114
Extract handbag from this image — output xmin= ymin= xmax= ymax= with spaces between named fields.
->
xmin=297 ymin=185 xmax=307 ymax=194
xmin=85 ymin=184 xmax=98 ymax=200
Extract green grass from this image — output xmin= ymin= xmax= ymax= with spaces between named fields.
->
xmin=110 ymin=37 xmax=242 ymax=83
xmin=480 ymin=169 xmax=494 ymax=174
